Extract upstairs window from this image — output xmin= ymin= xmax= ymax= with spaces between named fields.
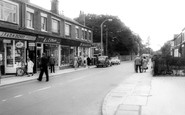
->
xmin=65 ymin=23 xmax=71 ymax=37
xmin=52 ymin=17 xmax=60 ymax=33
xmin=81 ymin=28 xmax=85 ymax=39
xmin=0 ymin=0 xmax=19 ymax=24
xmin=85 ymin=29 xmax=87 ymax=40
xmin=26 ymin=7 xmax=34 ymax=29
xmin=75 ymin=26 xmax=79 ymax=39
xmin=89 ymin=31 xmax=92 ymax=41
xmin=41 ymin=13 xmax=47 ymax=31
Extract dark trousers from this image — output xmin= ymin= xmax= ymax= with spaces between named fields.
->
xmin=136 ymin=65 xmax=142 ymax=73
xmin=38 ymin=67 xmax=49 ymax=81
xmin=50 ymin=64 xmax=55 ymax=73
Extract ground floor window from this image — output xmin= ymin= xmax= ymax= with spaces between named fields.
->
xmin=44 ymin=44 xmax=59 ymax=66
xmin=60 ymin=46 xmax=70 ymax=66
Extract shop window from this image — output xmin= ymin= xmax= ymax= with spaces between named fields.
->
xmin=61 ymin=46 xmax=70 ymax=66
xmin=15 ymin=41 xmax=25 ymax=67
xmin=0 ymin=0 xmax=19 ymax=24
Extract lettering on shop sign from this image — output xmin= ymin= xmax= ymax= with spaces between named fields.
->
xmin=80 ymin=43 xmax=91 ymax=47
xmin=0 ymin=31 xmax=36 ymax=41
xmin=42 ymin=38 xmax=60 ymax=44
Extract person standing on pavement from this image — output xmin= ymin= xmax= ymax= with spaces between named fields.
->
xmin=87 ymin=56 xmax=91 ymax=68
xmin=142 ymin=57 xmax=148 ymax=72
xmin=49 ymin=54 xmax=55 ymax=73
xmin=74 ymin=55 xmax=78 ymax=70
xmin=134 ymin=55 xmax=142 ymax=73
xmin=83 ymin=55 xmax=87 ymax=68
xmin=27 ymin=58 xmax=34 ymax=77
xmin=37 ymin=53 xmax=49 ymax=82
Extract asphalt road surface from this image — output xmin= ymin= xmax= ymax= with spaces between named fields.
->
xmin=0 ymin=61 xmax=134 ymax=115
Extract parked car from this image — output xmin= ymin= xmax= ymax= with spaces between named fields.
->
xmin=110 ymin=57 xmax=121 ymax=65
xmin=96 ymin=56 xmax=111 ymax=67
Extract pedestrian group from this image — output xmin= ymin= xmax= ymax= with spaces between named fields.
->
xmin=134 ymin=55 xmax=148 ymax=73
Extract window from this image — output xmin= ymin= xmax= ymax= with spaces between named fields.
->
xmin=26 ymin=12 xmax=34 ymax=28
xmin=82 ymin=29 xmax=85 ymax=39
xmin=41 ymin=16 xmax=47 ymax=31
xmin=75 ymin=26 xmax=79 ymax=39
xmin=52 ymin=18 xmax=60 ymax=33
xmin=65 ymin=23 xmax=71 ymax=37
xmin=26 ymin=7 xmax=34 ymax=29
xmin=41 ymin=13 xmax=47 ymax=31
xmin=85 ymin=30 xmax=87 ymax=40
xmin=0 ymin=0 xmax=19 ymax=24
xmin=89 ymin=31 xmax=92 ymax=41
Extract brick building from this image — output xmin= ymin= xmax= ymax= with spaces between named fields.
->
xmin=0 ymin=0 xmax=93 ymax=75
xmin=171 ymin=29 xmax=185 ymax=57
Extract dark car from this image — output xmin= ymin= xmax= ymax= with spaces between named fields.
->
xmin=96 ymin=56 xmax=111 ymax=67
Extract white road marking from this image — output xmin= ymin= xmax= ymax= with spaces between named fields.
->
xmin=14 ymin=95 xmax=23 ymax=98
xmin=69 ymin=76 xmax=86 ymax=82
xmin=29 ymin=86 xmax=51 ymax=94
xmin=2 ymin=99 xmax=7 ymax=102
xmin=37 ymin=86 xmax=51 ymax=91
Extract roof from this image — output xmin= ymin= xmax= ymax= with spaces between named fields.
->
xmin=25 ymin=2 xmax=92 ymax=30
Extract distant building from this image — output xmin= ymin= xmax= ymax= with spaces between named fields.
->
xmin=171 ymin=30 xmax=185 ymax=57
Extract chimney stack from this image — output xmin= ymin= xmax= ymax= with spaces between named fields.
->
xmin=51 ymin=0 xmax=59 ymax=14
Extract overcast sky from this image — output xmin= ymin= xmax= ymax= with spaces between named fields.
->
xmin=30 ymin=0 xmax=185 ymax=51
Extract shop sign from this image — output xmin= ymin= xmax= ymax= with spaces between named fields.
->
xmin=80 ymin=43 xmax=91 ymax=47
xmin=3 ymin=39 xmax=11 ymax=43
xmin=0 ymin=31 xmax=36 ymax=41
xmin=16 ymin=41 xmax=24 ymax=48
xmin=37 ymin=36 xmax=61 ymax=44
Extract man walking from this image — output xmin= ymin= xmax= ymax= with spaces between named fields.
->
xmin=134 ymin=55 xmax=142 ymax=73
xmin=37 ymin=53 xmax=49 ymax=82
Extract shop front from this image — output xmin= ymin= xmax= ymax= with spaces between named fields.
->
xmin=60 ymin=39 xmax=79 ymax=67
xmin=60 ymin=39 xmax=92 ymax=68
xmin=36 ymin=36 xmax=61 ymax=70
xmin=0 ymin=31 xmax=36 ymax=74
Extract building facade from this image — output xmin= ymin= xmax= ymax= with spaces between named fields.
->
xmin=171 ymin=30 xmax=185 ymax=57
xmin=0 ymin=0 xmax=93 ymax=75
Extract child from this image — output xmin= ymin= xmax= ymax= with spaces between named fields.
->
xmin=27 ymin=58 xmax=34 ymax=77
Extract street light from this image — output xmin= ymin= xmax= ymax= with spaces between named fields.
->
xmin=100 ymin=19 xmax=112 ymax=56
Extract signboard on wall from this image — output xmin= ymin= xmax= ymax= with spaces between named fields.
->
xmin=0 ymin=31 xmax=36 ymax=41
xmin=15 ymin=41 xmax=24 ymax=48
xmin=37 ymin=36 xmax=61 ymax=44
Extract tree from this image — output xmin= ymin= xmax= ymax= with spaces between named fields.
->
xmin=160 ymin=41 xmax=171 ymax=57
xmin=74 ymin=14 xmax=143 ymax=56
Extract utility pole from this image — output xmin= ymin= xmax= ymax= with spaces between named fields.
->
xmin=106 ymin=28 xmax=108 ymax=56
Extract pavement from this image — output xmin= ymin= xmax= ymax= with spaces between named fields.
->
xmin=102 ymin=63 xmax=185 ymax=115
xmin=0 ymin=66 xmax=95 ymax=87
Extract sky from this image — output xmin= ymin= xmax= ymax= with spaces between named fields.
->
xmin=30 ymin=0 xmax=185 ymax=51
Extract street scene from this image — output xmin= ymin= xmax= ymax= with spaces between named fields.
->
xmin=1 ymin=0 xmax=185 ymax=115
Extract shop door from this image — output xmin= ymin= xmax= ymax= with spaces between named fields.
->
xmin=4 ymin=42 xmax=16 ymax=73
xmin=36 ymin=49 xmax=42 ymax=70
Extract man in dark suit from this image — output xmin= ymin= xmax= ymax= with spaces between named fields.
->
xmin=37 ymin=53 xmax=49 ymax=82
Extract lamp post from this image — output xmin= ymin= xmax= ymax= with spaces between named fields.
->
xmin=100 ymin=19 xmax=112 ymax=56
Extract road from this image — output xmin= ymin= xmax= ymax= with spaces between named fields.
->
xmin=0 ymin=61 xmax=134 ymax=115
